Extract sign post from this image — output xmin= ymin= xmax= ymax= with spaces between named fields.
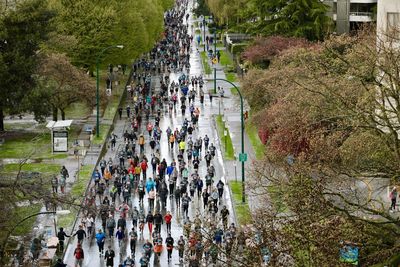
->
xmin=239 ymin=153 xmax=248 ymax=162
xmin=46 ymin=120 xmax=73 ymax=154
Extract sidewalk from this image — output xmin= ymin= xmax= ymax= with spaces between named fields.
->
xmin=60 ymin=2 xmax=238 ymax=266
xmin=193 ymin=17 xmax=260 ymax=213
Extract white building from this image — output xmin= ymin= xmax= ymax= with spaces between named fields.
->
xmin=324 ymin=0 xmax=377 ymax=34
xmin=377 ymin=0 xmax=400 ymax=40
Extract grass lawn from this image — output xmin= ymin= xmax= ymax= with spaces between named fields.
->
xmin=92 ymin=125 xmax=110 ymax=146
xmin=70 ymin=164 xmax=95 ymax=198
xmin=200 ymin=51 xmax=212 ymax=75
xmin=220 ymin=50 xmax=233 ymax=67
xmin=4 ymin=122 xmax=36 ymax=131
xmin=1 ymin=163 xmax=60 ymax=174
xmin=103 ymin=83 xmax=124 ymax=121
xmin=0 ymin=133 xmax=69 ymax=160
xmin=215 ymin=115 xmax=235 ymax=160
xmin=58 ymin=164 xmax=94 ymax=230
xmin=13 ymin=204 xmax=42 ymax=236
xmin=230 ymin=181 xmax=252 ymax=225
xmin=0 ymin=133 xmax=54 ymax=159
xmin=230 ymin=87 xmax=238 ymax=96
xmin=245 ymin=121 xmax=265 ymax=160
xmin=216 ymin=43 xmax=225 ymax=48
xmin=57 ymin=207 xmax=79 ymax=229
xmin=225 ymin=72 xmax=237 ymax=83
xmin=64 ymin=102 xmax=91 ymax=120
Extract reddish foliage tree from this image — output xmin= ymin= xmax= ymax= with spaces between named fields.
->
xmin=242 ymin=36 xmax=310 ymax=66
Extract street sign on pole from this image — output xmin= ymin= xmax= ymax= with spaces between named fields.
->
xmin=239 ymin=153 xmax=247 ymax=162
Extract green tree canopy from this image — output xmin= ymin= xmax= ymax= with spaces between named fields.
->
xmin=206 ymin=0 xmax=332 ymax=41
xmin=52 ymin=0 xmax=170 ymax=71
xmin=0 ymin=0 xmax=54 ymax=131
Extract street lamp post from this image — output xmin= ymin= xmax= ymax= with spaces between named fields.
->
xmin=207 ymin=78 xmax=246 ymax=203
xmin=203 ymin=18 xmax=206 ymax=52
xmin=96 ymin=45 xmax=124 ymax=137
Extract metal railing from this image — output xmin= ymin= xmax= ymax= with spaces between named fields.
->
xmin=349 ymin=12 xmax=373 ymax=17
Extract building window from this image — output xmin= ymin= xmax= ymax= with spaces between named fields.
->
xmin=387 ymin=12 xmax=400 ymax=32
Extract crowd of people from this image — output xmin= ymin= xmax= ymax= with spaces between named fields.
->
xmin=57 ymin=0 xmax=249 ymax=266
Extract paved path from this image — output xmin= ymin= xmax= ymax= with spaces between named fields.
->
xmin=192 ymin=16 xmax=260 ymax=211
xmin=62 ymin=2 xmax=236 ymax=266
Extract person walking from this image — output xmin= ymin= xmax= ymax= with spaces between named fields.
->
xmin=221 ymin=206 xmax=230 ymax=230
xmin=118 ymin=107 xmax=123 ymax=119
xmin=73 ymin=243 xmax=84 ymax=267
xmin=175 ymin=186 xmax=181 ymax=209
xmin=164 ymin=211 xmax=172 ymax=234
xmin=106 ymin=215 xmax=116 ymax=239
xmin=51 ymin=175 xmax=58 ymax=193
xmin=115 ymin=227 xmax=125 ymax=247
xmin=148 ymin=188 xmax=156 ymax=212
xmin=217 ymin=179 xmax=225 ymax=200
xmin=181 ymin=193 xmax=191 ymax=219
xmin=60 ymin=166 xmax=69 ymax=180
xmin=104 ymin=245 xmax=115 ymax=267
xmin=73 ymin=225 xmax=86 ymax=245
xmin=390 ymin=186 xmax=398 ymax=211
xmin=129 ymin=227 xmax=138 ymax=258
xmin=177 ymin=235 xmax=185 ymax=262
xmin=166 ymin=233 xmax=174 ymax=263
xmin=57 ymin=227 xmax=70 ymax=253
xmin=146 ymin=211 xmax=154 ymax=236
xmin=154 ymin=211 xmax=163 ymax=234
xmin=95 ymin=229 xmax=106 ymax=256
xmin=131 ymin=206 xmax=139 ymax=228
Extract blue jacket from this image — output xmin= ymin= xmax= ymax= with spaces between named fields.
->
xmin=146 ymin=179 xmax=155 ymax=193
xmin=166 ymin=166 xmax=174 ymax=176
xmin=95 ymin=232 xmax=105 ymax=244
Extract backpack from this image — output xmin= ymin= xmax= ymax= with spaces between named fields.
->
xmin=75 ymin=248 xmax=83 ymax=259
xmin=107 ymin=219 xmax=115 ymax=228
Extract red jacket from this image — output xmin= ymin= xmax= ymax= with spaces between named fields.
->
xmin=140 ymin=161 xmax=148 ymax=171
xmin=164 ymin=213 xmax=172 ymax=224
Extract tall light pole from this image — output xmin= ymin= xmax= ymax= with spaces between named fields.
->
xmin=203 ymin=17 xmax=206 ymax=52
xmin=96 ymin=45 xmax=124 ymax=137
xmin=211 ymin=15 xmax=217 ymax=94
xmin=207 ymin=78 xmax=246 ymax=203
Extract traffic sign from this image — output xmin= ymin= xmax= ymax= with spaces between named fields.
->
xmin=239 ymin=153 xmax=247 ymax=162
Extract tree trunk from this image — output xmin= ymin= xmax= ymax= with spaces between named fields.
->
xmin=61 ymin=109 xmax=66 ymax=121
xmin=52 ymin=106 xmax=58 ymax=121
xmin=0 ymin=106 xmax=4 ymax=132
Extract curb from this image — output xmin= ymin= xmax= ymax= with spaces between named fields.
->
xmin=62 ymin=70 xmax=132 ymax=260
xmin=211 ymin=114 xmax=238 ymax=226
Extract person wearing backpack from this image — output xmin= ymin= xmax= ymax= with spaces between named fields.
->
xmin=106 ymin=215 xmax=116 ymax=239
xmin=138 ymin=134 xmax=145 ymax=154
xmin=181 ymin=193 xmax=191 ymax=219
xmin=131 ymin=206 xmax=139 ymax=228
xmin=129 ymin=227 xmax=138 ymax=257
xmin=73 ymin=243 xmax=84 ymax=267
xmin=51 ymin=176 xmax=58 ymax=193
xmin=216 ymin=180 xmax=225 ymax=200
xmin=138 ymin=180 xmax=146 ymax=204
xmin=165 ymin=233 xmax=174 ymax=263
